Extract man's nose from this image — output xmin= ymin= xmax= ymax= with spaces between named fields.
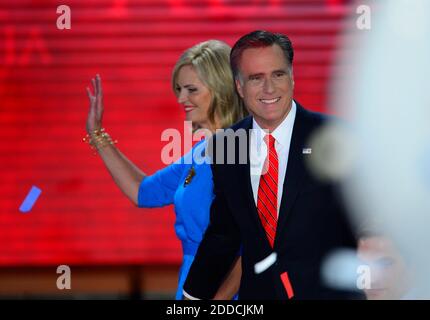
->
xmin=263 ymin=78 xmax=275 ymax=94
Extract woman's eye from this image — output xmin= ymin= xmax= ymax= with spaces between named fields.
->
xmin=188 ymin=88 xmax=197 ymax=93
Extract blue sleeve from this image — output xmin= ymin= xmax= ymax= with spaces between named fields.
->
xmin=137 ymin=161 xmax=185 ymax=208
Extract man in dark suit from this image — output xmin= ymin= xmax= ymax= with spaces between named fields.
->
xmin=183 ymin=30 xmax=360 ymax=300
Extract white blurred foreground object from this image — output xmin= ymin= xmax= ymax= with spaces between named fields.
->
xmin=329 ymin=0 xmax=430 ymax=298
xmin=357 ymin=236 xmax=412 ymax=300
xmin=254 ymin=252 xmax=277 ymax=274
xmin=321 ymin=249 xmax=363 ymax=291
xmin=322 ymin=238 xmax=411 ymax=299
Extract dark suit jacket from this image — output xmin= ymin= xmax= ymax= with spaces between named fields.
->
xmin=183 ymin=102 xmax=362 ymax=300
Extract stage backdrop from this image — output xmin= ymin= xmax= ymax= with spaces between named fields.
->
xmin=0 ymin=0 xmax=351 ymax=266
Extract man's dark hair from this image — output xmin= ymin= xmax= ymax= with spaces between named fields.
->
xmin=230 ymin=30 xmax=294 ymax=81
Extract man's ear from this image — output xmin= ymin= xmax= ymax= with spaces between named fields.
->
xmin=235 ymin=78 xmax=244 ymax=99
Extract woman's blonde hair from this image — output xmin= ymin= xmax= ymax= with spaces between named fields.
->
xmin=172 ymin=40 xmax=247 ymax=129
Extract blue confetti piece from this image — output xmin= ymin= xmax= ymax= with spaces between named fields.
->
xmin=19 ymin=186 xmax=42 ymax=213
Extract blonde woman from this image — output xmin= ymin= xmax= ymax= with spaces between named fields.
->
xmin=85 ymin=40 xmax=247 ymax=299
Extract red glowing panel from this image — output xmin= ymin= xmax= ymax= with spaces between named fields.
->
xmin=0 ymin=0 xmax=351 ymax=266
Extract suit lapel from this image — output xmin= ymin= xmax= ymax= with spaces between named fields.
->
xmin=236 ymin=118 xmax=259 ymax=220
xmin=274 ymin=104 xmax=308 ymax=248
xmin=233 ymin=117 xmax=274 ymax=251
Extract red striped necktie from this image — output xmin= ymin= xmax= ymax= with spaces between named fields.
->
xmin=257 ymin=134 xmax=279 ymax=248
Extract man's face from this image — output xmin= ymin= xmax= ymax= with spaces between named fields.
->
xmin=235 ymin=44 xmax=294 ymax=131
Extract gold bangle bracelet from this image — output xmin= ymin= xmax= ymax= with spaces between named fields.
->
xmin=83 ymin=128 xmax=118 ymax=153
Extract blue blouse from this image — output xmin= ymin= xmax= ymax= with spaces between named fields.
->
xmin=137 ymin=140 xmax=213 ymax=299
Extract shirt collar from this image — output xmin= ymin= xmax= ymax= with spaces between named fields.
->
xmin=252 ymin=100 xmax=297 ymax=148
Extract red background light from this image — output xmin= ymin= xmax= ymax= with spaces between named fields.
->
xmin=0 ymin=0 xmax=351 ymax=266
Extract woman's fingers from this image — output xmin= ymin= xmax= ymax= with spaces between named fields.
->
xmin=86 ymin=86 xmax=96 ymax=123
xmin=96 ymin=74 xmax=103 ymax=97
xmin=91 ymin=78 xmax=97 ymax=96
xmin=86 ymin=75 xmax=103 ymax=132
xmin=86 ymin=85 xmax=96 ymax=106
xmin=86 ymin=86 xmax=93 ymax=99
xmin=86 ymin=86 xmax=95 ymax=100
xmin=94 ymin=75 xmax=103 ymax=117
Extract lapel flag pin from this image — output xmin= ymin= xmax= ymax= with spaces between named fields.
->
xmin=302 ymin=148 xmax=312 ymax=154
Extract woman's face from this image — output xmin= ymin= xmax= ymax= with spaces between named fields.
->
xmin=175 ymin=65 xmax=214 ymax=130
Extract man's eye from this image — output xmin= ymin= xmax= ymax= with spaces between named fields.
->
xmin=249 ymin=76 xmax=261 ymax=81
xmin=274 ymin=72 xmax=286 ymax=78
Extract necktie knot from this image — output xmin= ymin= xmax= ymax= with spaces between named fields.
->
xmin=264 ymin=134 xmax=276 ymax=149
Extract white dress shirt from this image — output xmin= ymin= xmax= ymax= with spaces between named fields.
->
xmin=249 ymin=101 xmax=296 ymax=217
